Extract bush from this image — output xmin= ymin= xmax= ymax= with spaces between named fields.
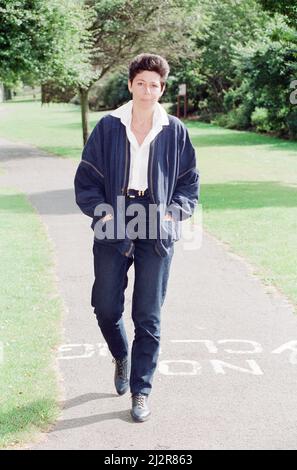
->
xmin=88 ymin=72 xmax=130 ymax=111
xmin=211 ymin=113 xmax=229 ymax=127
xmin=100 ymin=72 xmax=130 ymax=109
xmin=212 ymin=104 xmax=251 ymax=130
xmin=251 ymin=107 xmax=272 ymax=132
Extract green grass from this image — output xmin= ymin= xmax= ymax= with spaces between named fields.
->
xmin=0 ymin=98 xmax=296 ymax=311
xmin=185 ymin=120 xmax=297 ymax=308
xmin=0 ymin=187 xmax=62 ymax=448
xmin=0 ymin=100 xmax=105 ymax=159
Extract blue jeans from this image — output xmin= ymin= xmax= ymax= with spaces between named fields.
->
xmin=91 ymin=193 xmax=174 ymax=396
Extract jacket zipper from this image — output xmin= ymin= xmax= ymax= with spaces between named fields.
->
xmin=121 ymin=136 xmax=130 ymax=195
xmin=148 ymin=139 xmax=164 ymax=257
xmin=148 ymin=140 xmax=156 ymax=204
xmin=122 ymin=136 xmax=133 ymax=256
xmin=125 ymin=241 xmax=134 ymax=257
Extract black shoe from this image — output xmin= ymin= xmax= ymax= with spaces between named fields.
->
xmin=112 ymin=356 xmax=129 ymax=395
xmin=130 ymin=393 xmax=151 ymax=422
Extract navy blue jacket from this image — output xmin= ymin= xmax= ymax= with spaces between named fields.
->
xmin=74 ymin=113 xmax=200 ymax=258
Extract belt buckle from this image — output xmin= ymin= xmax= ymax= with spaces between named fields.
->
xmin=127 ymin=189 xmax=145 ymax=198
xmin=127 ymin=189 xmax=135 ymax=198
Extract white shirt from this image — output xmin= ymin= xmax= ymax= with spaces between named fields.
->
xmin=109 ymin=99 xmax=169 ymax=190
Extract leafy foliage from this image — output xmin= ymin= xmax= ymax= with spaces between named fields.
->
xmin=220 ymin=15 xmax=297 ymax=138
xmin=0 ymin=0 xmax=95 ymax=87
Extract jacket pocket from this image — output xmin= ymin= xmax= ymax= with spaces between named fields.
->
xmin=161 ymin=219 xmax=176 ymax=243
xmin=93 ymin=215 xmax=120 ymax=243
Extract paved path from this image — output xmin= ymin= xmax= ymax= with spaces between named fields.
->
xmin=1 ymin=137 xmax=297 ymax=450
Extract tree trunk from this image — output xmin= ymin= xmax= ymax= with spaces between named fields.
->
xmin=3 ymin=85 xmax=12 ymax=101
xmin=79 ymin=87 xmax=90 ymax=146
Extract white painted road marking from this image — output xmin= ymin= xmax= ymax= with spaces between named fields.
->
xmin=56 ymin=339 xmax=297 ymax=375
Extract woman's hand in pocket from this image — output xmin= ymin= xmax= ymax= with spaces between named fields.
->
xmin=163 ymin=213 xmax=174 ymax=222
xmin=101 ymin=213 xmax=113 ymax=224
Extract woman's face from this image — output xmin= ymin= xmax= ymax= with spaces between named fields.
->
xmin=128 ymin=70 xmax=165 ymax=108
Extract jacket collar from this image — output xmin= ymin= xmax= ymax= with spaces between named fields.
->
xmin=109 ymin=99 xmax=169 ymax=128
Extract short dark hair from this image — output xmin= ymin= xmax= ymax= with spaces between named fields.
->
xmin=128 ymin=53 xmax=170 ymax=90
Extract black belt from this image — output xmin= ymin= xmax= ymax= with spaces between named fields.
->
xmin=125 ymin=188 xmax=149 ymax=198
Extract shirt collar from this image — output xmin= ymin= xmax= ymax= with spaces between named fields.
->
xmin=109 ymin=99 xmax=169 ymax=128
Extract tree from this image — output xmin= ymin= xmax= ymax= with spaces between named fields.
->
xmin=0 ymin=0 xmax=97 ymax=140
xmin=0 ymin=0 xmax=94 ymax=87
xmin=257 ymin=1 xmax=297 ymax=26
xmin=166 ymin=0 xmax=268 ymax=117
xmin=0 ymin=0 xmax=197 ymax=144
xmin=219 ymin=12 xmax=297 ymax=139
xmin=77 ymin=0 xmax=198 ymax=143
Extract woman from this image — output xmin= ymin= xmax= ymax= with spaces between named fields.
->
xmin=74 ymin=53 xmax=199 ymax=422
